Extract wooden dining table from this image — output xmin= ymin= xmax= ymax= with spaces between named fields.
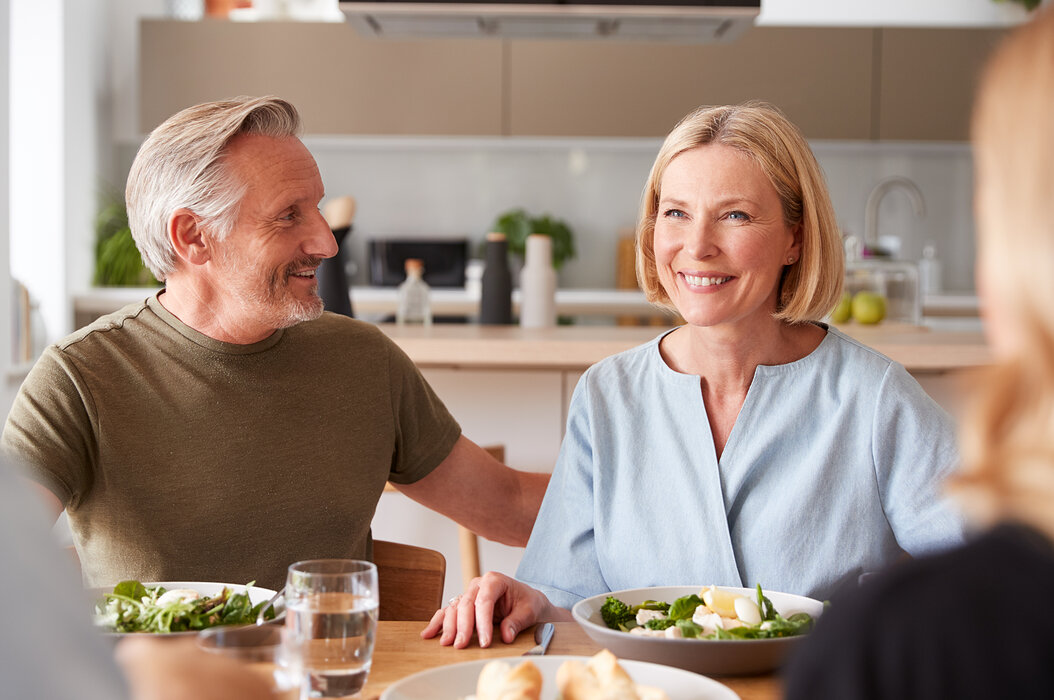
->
xmin=362 ymin=621 xmax=783 ymax=700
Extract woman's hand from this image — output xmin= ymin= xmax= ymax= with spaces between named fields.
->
xmin=420 ymin=571 xmax=565 ymax=649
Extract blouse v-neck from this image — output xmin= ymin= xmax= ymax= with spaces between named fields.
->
xmin=654 ymin=323 xmax=833 ymax=466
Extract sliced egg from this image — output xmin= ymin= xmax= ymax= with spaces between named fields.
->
xmin=701 ymin=585 xmax=742 ymax=618
xmin=156 ymin=588 xmax=201 ymax=606
xmin=733 ymin=596 xmax=762 ymax=625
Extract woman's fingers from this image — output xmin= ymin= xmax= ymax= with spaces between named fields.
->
xmin=420 ymin=605 xmax=448 ymax=639
xmin=419 ymin=572 xmax=544 ymax=649
xmin=477 ymin=572 xmax=542 ymax=646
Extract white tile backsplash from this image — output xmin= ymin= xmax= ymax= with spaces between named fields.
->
xmin=304 ymin=135 xmax=977 ymax=293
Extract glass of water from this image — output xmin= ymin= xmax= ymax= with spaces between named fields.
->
xmin=284 ymin=559 xmax=379 ymax=699
xmin=197 ymin=624 xmax=301 ymax=700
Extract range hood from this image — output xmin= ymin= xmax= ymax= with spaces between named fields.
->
xmin=338 ymin=1 xmax=760 ymax=43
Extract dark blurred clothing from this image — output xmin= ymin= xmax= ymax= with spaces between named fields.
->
xmin=784 ymin=522 xmax=1054 ymax=700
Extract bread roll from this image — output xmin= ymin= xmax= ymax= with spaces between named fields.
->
xmin=556 ymin=649 xmax=670 ymax=700
xmin=475 ymin=659 xmax=543 ymax=700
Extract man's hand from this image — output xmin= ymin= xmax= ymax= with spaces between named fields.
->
xmin=420 ymin=571 xmax=571 ymax=649
xmin=115 ymin=637 xmax=273 ymax=700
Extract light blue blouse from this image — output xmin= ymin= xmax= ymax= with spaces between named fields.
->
xmin=516 ymin=325 xmax=966 ymax=608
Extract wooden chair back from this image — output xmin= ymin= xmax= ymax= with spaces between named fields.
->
xmin=373 ymin=538 xmax=446 ymax=621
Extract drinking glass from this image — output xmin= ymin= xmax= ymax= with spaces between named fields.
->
xmin=197 ymin=623 xmax=301 ymax=700
xmin=284 ymin=559 xmax=379 ymax=699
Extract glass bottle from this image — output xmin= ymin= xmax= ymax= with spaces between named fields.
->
xmin=480 ymin=232 xmax=513 ymax=325
xmin=918 ymin=242 xmax=943 ymax=296
xmin=396 ymin=258 xmax=432 ymax=326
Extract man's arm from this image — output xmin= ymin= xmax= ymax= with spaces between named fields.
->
xmin=393 ymin=435 xmax=549 ymax=547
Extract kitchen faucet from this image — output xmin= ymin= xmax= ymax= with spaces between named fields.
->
xmin=863 ymin=176 xmax=926 ymax=254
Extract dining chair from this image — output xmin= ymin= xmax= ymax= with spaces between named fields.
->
xmin=372 ymin=538 xmax=446 ymax=621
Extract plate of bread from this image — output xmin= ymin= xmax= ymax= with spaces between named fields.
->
xmin=572 ymin=585 xmax=824 ymax=676
xmin=380 ymin=649 xmax=738 ymax=700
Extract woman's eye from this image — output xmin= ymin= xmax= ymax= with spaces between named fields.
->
xmin=662 ymin=209 xmax=687 ymax=219
xmin=727 ymin=210 xmax=750 ymax=221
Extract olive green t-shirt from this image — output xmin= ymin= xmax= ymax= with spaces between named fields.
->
xmin=2 ymin=294 xmax=461 ymax=590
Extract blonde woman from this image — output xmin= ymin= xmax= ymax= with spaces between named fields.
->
xmin=785 ymin=9 xmax=1054 ymax=698
xmin=424 ymin=102 xmax=965 ymax=649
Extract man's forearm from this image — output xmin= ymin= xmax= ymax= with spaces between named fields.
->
xmin=506 ymin=470 xmax=550 ymax=546
xmin=396 ymin=436 xmax=552 ymax=547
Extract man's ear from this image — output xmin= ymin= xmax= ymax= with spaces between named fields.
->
xmin=168 ymin=208 xmax=210 ymax=266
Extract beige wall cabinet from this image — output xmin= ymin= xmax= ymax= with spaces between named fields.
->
xmin=876 ymin=28 xmax=1006 ymax=141
xmin=506 ymin=28 xmax=876 ymax=140
xmin=140 ymin=21 xmax=504 ymax=136
xmin=140 ymin=21 xmax=1006 ymax=141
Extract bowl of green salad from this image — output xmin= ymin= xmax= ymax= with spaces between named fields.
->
xmin=571 ymin=584 xmax=823 ymax=676
xmin=91 ymin=580 xmax=283 ymax=636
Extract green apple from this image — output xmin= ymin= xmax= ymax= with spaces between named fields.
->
xmin=851 ymin=291 xmax=887 ymax=324
xmin=830 ymin=292 xmax=852 ymax=323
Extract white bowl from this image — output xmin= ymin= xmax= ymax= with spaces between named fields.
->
xmin=571 ymin=585 xmax=823 ymax=676
xmin=91 ymin=581 xmax=284 ymax=636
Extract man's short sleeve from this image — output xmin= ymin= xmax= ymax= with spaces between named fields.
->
xmin=383 ymin=340 xmax=461 ymax=485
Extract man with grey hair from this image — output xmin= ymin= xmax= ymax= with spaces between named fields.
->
xmin=2 ymin=96 xmax=548 ymax=591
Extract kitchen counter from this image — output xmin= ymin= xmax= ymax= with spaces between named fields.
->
xmin=72 ymin=287 xmax=989 ymax=372
xmin=380 ymin=322 xmax=991 ymax=372
xmin=74 ymin=287 xmax=979 ymax=324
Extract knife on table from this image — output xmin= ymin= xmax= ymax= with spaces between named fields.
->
xmin=522 ymin=622 xmax=555 ymax=656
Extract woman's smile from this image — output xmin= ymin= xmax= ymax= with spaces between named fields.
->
xmin=680 ymin=272 xmax=734 ymax=289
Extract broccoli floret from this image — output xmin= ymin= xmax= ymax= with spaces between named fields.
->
xmin=600 ymin=596 xmax=636 ymax=630
xmin=644 ymin=617 xmax=676 ymax=631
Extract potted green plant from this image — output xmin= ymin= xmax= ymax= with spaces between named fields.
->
xmin=994 ymin=0 xmax=1041 ymax=9
xmin=94 ymin=192 xmax=161 ymax=287
xmin=491 ymin=208 xmax=576 ymax=270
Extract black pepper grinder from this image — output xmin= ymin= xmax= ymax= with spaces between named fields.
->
xmin=318 ymin=196 xmax=356 ymax=318
xmin=480 ymin=232 xmax=513 ymax=324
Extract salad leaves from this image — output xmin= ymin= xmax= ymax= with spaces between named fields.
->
xmin=94 ymin=580 xmax=275 ymax=634
xmin=600 ymin=584 xmax=813 ymax=641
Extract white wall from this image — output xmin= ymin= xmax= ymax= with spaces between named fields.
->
xmin=10 ymin=0 xmax=107 ymax=345
xmin=2 ymin=0 xmax=16 ymax=416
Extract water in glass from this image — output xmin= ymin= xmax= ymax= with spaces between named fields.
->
xmin=284 ymin=559 xmax=379 ymax=699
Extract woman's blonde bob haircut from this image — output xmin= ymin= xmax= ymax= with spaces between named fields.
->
xmin=635 ymin=101 xmax=843 ymax=323
xmin=126 ymin=95 xmax=302 ymax=282
xmin=953 ymin=6 xmax=1054 ymax=541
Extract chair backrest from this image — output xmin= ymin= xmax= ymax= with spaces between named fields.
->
xmin=373 ymin=539 xmax=446 ymax=621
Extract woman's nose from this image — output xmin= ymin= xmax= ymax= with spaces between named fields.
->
xmin=683 ymin=220 xmax=719 ymax=260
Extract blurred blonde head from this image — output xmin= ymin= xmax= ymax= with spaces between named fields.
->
xmin=635 ymin=101 xmax=844 ymax=324
xmin=955 ymin=6 xmax=1054 ymax=539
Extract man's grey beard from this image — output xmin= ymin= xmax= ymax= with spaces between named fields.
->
xmin=219 ymin=249 xmax=326 ymax=330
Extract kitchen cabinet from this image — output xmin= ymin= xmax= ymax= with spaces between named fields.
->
xmin=507 ymin=28 xmax=875 ymax=140
xmin=877 ymin=28 xmax=1006 ymax=141
xmin=139 ymin=21 xmax=503 ymax=136
xmin=139 ymin=20 xmax=1004 ymax=141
